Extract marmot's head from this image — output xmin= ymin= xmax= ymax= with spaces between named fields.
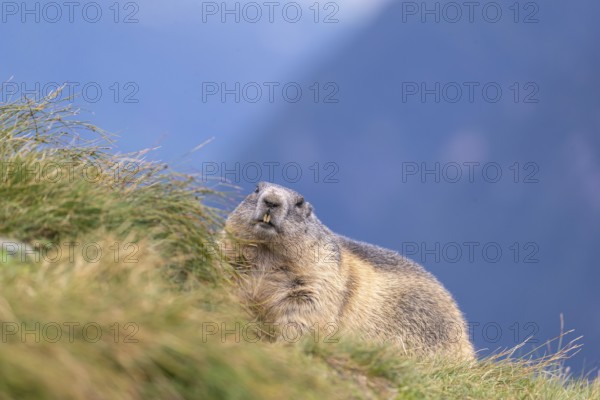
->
xmin=225 ymin=182 xmax=323 ymax=246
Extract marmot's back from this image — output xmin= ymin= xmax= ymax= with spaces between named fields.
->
xmin=339 ymin=235 xmax=428 ymax=273
xmin=223 ymin=182 xmax=475 ymax=360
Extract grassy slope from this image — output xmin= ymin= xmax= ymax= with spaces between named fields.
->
xmin=0 ymin=98 xmax=598 ymax=399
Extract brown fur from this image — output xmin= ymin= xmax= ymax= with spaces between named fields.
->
xmin=220 ymin=182 xmax=475 ymax=360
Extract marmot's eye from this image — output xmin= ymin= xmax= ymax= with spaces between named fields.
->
xmin=295 ymin=198 xmax=304 ymax=207
xmin=254 ymin=186 xmax=260 ymax=194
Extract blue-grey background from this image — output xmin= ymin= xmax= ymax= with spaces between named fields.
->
xmin=1 ymin=1 xmax=598 ymax=375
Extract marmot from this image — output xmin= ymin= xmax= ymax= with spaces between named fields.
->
xmin=221 ymin=182 xmax=475 ymax=360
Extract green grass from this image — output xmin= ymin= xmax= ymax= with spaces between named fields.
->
xmin=0 ymin=96 xmax=598 ymax=399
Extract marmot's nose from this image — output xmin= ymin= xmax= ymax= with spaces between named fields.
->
xmin=262 ymin=195 xmax=281 ymax=209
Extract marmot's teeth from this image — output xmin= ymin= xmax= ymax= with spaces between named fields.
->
xmin=263 ymin=213 xmax=270 ymax=224
xmin=266 ymin=214 xmax=271 ymax=224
